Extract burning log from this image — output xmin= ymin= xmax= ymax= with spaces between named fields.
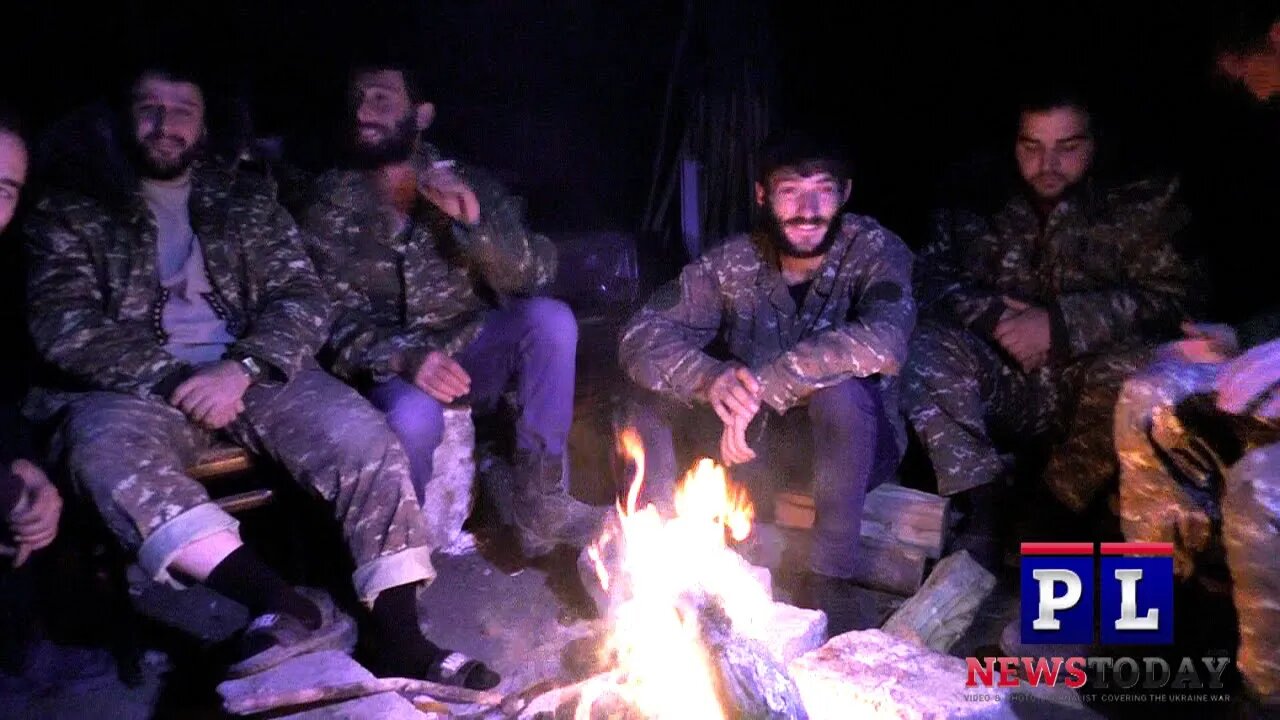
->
xmin=880 ymin=550 xmax=996 ymax=652
xmin=692 ymin=593 xmax=809 ymax=720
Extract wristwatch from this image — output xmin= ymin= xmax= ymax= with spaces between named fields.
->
xmin=236 ymin=355 xmax=266 ymax=384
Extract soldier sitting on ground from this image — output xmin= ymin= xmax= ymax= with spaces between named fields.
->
xmin=901 ymin=85 xmax=1196 ymax=566
xmin=618 ymin=131 xmax=915 ymax=632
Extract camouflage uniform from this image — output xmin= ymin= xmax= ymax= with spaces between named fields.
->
xmin=301 ymin=147 xmax=598 ymax=556
xmin=24 ymin=160 xmax=433 ymax=603
xmin=299 ymin=146 xmax=555 ymax=385
xmin=619 ymin=214 xmax=916 ymax=577
xmin=902 ymin=178 xmax=1194 ymax=509
xmin=1116 ymin=316 xmax=1280 ymax=701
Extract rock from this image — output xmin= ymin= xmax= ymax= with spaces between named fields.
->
xmin=760 ymin=602 xmax=826 ymax=664
xmin=216 ymin=650 xmax=426 ymax=719
xmin=422 ymin=406 xmax=477 ymax=555
xmin=788 ymin=630 xmax=1013 ymax=719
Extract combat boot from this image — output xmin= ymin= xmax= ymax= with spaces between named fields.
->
xmin=511 ymin=450 xmax=608 ymax=558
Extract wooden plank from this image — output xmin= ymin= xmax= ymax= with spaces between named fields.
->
xmin=188 ymin=445 xmax=254 ymax=481
xmin=775 ymin=485 xmax=951 ymax=559
xmin=215 ymin=489 xmax=275 ymax=514
xmin=847 ymin=539 xmax=928 ymax=596
xmin=861 ymin=485 xmax=950 ymax=559
xmin=880 ymin=550 xmax=996 ymax=652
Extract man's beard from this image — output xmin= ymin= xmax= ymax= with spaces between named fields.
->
xmin=131 ymin=133 xmax=202 ymax=181
xmin=348 ymin=114 xmax=417 ymax=169
xmin=762 ymin=207 xmax=841 ymax=259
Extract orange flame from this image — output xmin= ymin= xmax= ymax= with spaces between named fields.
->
xmin=617 ymin=428 xmax=646 ymax=516
xmin=577 ymin=429 xmax=770 ymax=719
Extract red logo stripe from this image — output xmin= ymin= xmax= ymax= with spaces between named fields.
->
xmin=1019 ymin=542 xmax=1094 ymax=555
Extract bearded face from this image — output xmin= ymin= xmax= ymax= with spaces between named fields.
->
xmin=348 ymin=69 xmax=421 ymax=168
xmin=757 ymin=169 xmax=850 ymax=258
xmin=349 ymin=109 xmax=417 ymax=168
xmin=1014 ymin=106 xmax=1095 ymax=204
xmin=129 ymin=73 xmax=206 ymax=180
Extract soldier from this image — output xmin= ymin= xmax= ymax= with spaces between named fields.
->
xmin=901 ymin=88 xmax=1194 ymax=555
xmin=618 ymin=132 xmax=915 ymax=625
xmin=0 ymin=111 xmax=53 ymax=569
xmin=0 ymin=109 xmax=112 ymax=693
xmin=1116 ymin=5 xmax=1280 ymax=709
xmin=24 ymin=62 xmax=498 ymax=689
xmin=301 ymin=58 xmax=603 ymax=559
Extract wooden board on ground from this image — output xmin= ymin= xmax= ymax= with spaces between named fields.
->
xmin=775 ymin=485 xmax=951 ymax=559
xmin=881 ymin=550 xmax=997 ymax=652
xmin=848 ymin=539 xmax=929 ymax=596
xmin=216 ymin=650 xmax=427 ymax=719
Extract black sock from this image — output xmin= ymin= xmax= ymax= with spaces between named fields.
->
xmin=206 ymin=545 xmax=322 ymax=631
xmin=364 ymin=584 xmax=499 ymax=690
xmin=365 ymin=584 xmax=444 ymax=670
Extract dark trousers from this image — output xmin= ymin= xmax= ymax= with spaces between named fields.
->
xmin=625 ymin=376 xmax=898 ymax=579
xmin=368 ymin=297 xmax=578 ymax=503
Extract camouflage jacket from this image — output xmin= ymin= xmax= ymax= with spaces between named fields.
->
xmin=619 ymin=213 xmax=916 ymax=414
xmin=24 ymin=160 xmax=329 ymax=418
xmin=301 ymin=148 xmax=556 ymax=385
xmin=916 ymin=177 xmax=1194 ymax=360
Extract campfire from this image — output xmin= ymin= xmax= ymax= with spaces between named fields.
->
xmin=573 ymin=429 xmax=808 ymax=720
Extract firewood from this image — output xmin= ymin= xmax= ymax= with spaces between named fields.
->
xmin=860 ymin=485 xmax=951 ymax=559
xmin=776 ymin=485 xmax=951 ymax=559
xmin=847 ymin=539 xmax=929 ymax=596
xmin=221 ymin=675 xmax=507 ymax=716
xmin=693 ymin=592 xmax=809 ymax=720
xmin=880 ymin=550 xmax=996 ymax=652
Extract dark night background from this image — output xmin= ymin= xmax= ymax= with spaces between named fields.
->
xmin=3 ymin=0 xmax=1278 ymax=318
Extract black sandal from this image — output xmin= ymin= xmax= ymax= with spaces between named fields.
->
xmin=426 ymin=651 xmax=501 ymax=691
xmin=225 ymin=588 xmax=357 ymax=679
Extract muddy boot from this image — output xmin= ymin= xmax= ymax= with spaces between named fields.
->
xmin=511 ymin=450 xmax=608 ymax=558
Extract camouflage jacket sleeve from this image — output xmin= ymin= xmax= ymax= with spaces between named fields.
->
xmin=24 ymin=200 xmax=189 ymax=397
xmin=618 ymin=258 xmax=730 ymax=403
xmin=914 ymin=208 xmax=1007 ymax=337
xmin=228 ymin=205 xmax=330 ymax=380
xmin=450 ymin=164 xmax=557 ymax=295
xmin=1051 ymin=180 xmax=1193 ymax=359
xmin=755 ymin=237 xmax=917 ymax=413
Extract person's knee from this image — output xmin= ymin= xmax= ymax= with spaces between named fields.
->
xmin=521 ymin=297 xmax=578 ymax=351
xmin=63 ymin=394 xmax=177 ymax=485
xmin=902 ymin=323 xmax=970 ymax=391
xmin=380 ymin=389 xmax=446 ymax=452
xmin=809 ymin=378 xmax=881 ymax=430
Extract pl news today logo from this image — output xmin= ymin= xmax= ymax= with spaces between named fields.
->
xmin=1021 ymin=542 xmax=1173 ymax=646
xmin=966 ymin=542 xmax=1231 ymax=703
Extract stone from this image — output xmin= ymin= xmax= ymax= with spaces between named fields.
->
xmin=422 ymin=406 xmax=477 ymax=556
xmin=216 ymin=650 xmax=426 ymax=719
xmin=788 ymin=629 xmax=1013 ymax=719
xmin=760 ymin=602 xmax=826 ymax=664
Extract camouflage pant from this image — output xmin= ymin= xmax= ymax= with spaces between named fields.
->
xmin=1115 ymin=359 xmax=1280 ymax=700
xmin=902 ymin=320 xmax=1146 ymax=508
xmin=58 ymin=368 xmax=433 ymax=605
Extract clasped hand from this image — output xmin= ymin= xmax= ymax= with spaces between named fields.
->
xmin=705 ymin=365 xmax=762 ymax=466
